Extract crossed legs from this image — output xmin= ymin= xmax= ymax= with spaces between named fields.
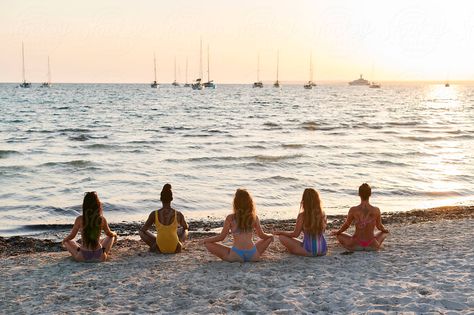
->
xmin=204 ymin=237 xmax=274 ymax=262
xmin=336 ymin=231 xmax=388 ymax=251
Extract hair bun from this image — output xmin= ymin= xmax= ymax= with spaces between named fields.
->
xmin=160 ymin=183 xmax=173 ymax=203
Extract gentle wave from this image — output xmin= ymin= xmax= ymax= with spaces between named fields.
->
xmin=41 ymin=160 xmax=95 ymax=168
xmin=0 ymin=150 xmax=21 ymax=158
xmin=69 ymin=134 xmax=108 ymax=141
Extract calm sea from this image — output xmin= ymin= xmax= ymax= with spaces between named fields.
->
xmin=1 ymin=83 xmax=473 ymax=235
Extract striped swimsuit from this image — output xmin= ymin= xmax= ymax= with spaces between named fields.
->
xmin=303 ymin=233 xmax=327 ymax=256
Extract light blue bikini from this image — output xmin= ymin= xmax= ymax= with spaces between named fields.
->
xmin=231 ymin=246 xmax=257 ymax=262
xmin=230 ymin=217 xmax=257 ymax=262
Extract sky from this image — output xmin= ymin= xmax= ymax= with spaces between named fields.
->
xmin=1 ymin=0 xmax=474 ymax=83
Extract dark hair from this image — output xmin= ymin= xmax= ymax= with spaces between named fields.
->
xmin=82 ymin=192 xmax=102 ymax=249
xmin=160 ymin=183 xmax=173 ymax=203
xmin=358 ymin=183 xmax=372 ymax=201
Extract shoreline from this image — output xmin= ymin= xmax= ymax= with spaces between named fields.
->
xmin=1 ymin=205 xmax=473 ymax=257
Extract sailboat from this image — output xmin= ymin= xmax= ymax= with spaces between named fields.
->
xmin=40 ymin=56 xmax=52 ymax=88
xmin=192 ymin=39 xmax=204 ymax=90
xmin=303 ymin=52 xmax=314 ymax=89
xmin=203 ymin=44 xmax=215 ymax=88
xmin=151 ymin=53 xmax=159 ymax=88
xmin=184 ymin=57 xmax=191 ymax=87
xmin=253 ymin=54 xmax=263 ymax=88
xmin=369 ymin=62 xmax=381 ymax=88
xmin=19 ymin=42 xmax=31 ymax=88
xmin=273 ymin=50 xmax=281 ymax=88
xmin=172 ymin=57 xmax=180 ymax=86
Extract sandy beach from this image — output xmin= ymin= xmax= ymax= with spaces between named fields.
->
xmin=1 ymin=207 xmax=473 ymax=314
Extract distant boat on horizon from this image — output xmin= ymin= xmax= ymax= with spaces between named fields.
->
xmin=192 ymin=38 xmax=204 ymax=90
xmin=203 ymin=44 xmax=215 ymax=88
xmin=40 ymin=56 xmax=52 ymax=88
xmin=369 ymin=82 xmax=381 ymax=88
xmin=273 ymin=50 xmax=281 ymax=88
xmin=445 ymin=82 xmax=450 ymax=87
xmin=349 ymin=74 xmax=369 ymax=86
xmin=303 ymin=52 xmax=315 ymax=89
xmin=368 ymin=63 xmax=381 ymax=89
xmin=184 ymin=57 xmax=190 ymax=87
xmin=253 ymin=54 xmax=263 ymax=88
xmin=172 ymin=56 xmax=180 ymax=87
xmin=151 ymin=53 xmax=159 ymax=88
xmin=19 ymin=42 xmax=31 ymax=88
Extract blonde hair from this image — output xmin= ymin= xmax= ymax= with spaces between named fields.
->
xmin=300 ymin=188 xmax=324 ymax=236
xmin=233 ymin=189 xmax=256 ymax=232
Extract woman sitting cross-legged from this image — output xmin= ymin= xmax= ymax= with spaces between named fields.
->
xmin=201 ymin=188 xmax=274 ymax=262
xmin=139 ymin=183 xmax=189 ymax=253
xmin=62 ymin=191 xmax=117 ymax=262
xmin=274 ymin=188 xmax=327 ymax=257
xmin=331 ymin=183 xmax=389 ymax=251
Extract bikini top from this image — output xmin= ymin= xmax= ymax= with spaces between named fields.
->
xmin=354 ymin=216 xmax=375 ymax=229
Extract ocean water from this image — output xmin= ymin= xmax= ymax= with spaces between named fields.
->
xmin=1 ymin=83 xmax=474 ymax=235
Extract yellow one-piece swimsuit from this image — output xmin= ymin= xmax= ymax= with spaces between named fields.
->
xmin=155 ymin=210 xmax=180 ymax=253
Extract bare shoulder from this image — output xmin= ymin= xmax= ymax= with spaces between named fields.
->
xmin=373 ymin=206 xmax=381 ymax=215
xmin=100 ymin=215 xmax=108 ymax=224
xmin=225 ymin=214 xmax=234 ymax=222
xmin=348 ymin=206 xmax=358 ymax=214
xmin=74 ymin=215 xmax=82 ymax=225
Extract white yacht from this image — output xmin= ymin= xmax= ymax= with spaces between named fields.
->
xmin=349 ymin=74 xmax=369 ymax=86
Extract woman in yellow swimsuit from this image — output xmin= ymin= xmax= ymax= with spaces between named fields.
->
xmin=139 ymin=184 xmax=189 ymax=253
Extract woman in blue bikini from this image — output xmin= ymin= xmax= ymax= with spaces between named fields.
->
xmin=201 ymin=188 xmax=274 ymax=262
xmin=274 ymin=188 xmax=327 ymax=256
xmin=332 ymin=183 xmax=389 ymax=251
xmin=62 ymin=192 xmax=117 ymax=262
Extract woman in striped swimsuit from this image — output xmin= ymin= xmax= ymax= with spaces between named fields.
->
xmin=274 ymin=188 xmax=327 ymax=256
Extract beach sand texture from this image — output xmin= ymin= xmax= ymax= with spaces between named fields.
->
xmin=1 ymin=218 xmax=473 ymax=314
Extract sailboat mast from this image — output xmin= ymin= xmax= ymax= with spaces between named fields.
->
xmin=276 ymin=50 xmax=279 ymax=82
xmin=22 ymin=42 xmax=26 ymax=83
xmin=174 ymin=56 xmax=177 ymax=82
xmin=199 ymin=38 xmax=203 ymax=79
xmin=309 ymin=52 xmax=313 ymax=82
xmin=257 ymin=54 xmax=260 ymax=82
xmin=47 ymin=56 xmax=51 ymax=84
xmin=185 ymin=57 xmax=188 ymax=84
xmin=153 ymin=53 xmax=157 ymax=82
xmin=207 ymin=45 xmax=210 ymax=82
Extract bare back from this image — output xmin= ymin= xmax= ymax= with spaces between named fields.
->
xmin=351 ymin=203 xmax=380 ymax=241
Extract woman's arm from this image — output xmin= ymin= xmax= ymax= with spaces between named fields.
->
xmin=331 ymin=208 xmax=354 ymax=235
xmin=201 ymin=216 xmax=231 ymax=244
xmin=274 ymin=213 xmax=303 ymax=238
xmin=375 ymin=208 xmax=389 ymax=233
xmin=254 ymin=216 xmax=273 ymax=239
xmin=62 ymin=216 xmax=81 ymax=243
xmin=101 ymin=216 xmax=117 ymax=237
xmin=178 ymin=212 xmax=189 ymax=231
xmin=140 ymin=212 xmax=155 ymax=233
